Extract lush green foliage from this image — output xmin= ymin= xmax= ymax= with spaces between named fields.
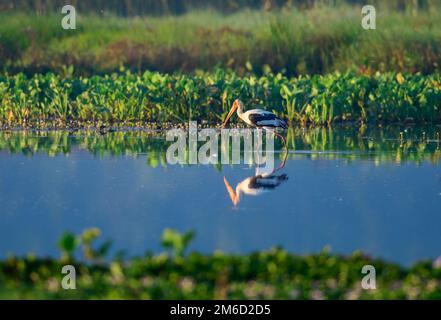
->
xmin=8 ymin=0 xmax=436 ymax=16
xmin=1 ymin=7 xmax=440 ymax=75
xmin=2 ymin=2 xmax=440 ymax=301
xmin=0 ymin=71 xmax=440 ymax=126
xmin=1 ymin=127 xmax=440 ymax=166
xmin=1 ymin=228 xmax=440 ymax=299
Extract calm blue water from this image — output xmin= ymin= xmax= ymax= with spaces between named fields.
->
xmin=0 ymin=129 xmax=441 ymax=266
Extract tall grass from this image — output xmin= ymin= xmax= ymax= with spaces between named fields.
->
xmin=0 ymin=7 xmax=440 ymax=75
xmin=5 ymin=0 xmax=440 ymax=16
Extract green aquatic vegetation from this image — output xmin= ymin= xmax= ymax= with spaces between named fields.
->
xmin=161 ymin=229 xmax=196 ymax=259
xmin=0 ymin=228 xmax=440 ymax=299
xmin=58 ymin=232 xmax=79 ymax=263
xmin=0 ymin=71 xmax=440 ymax=126
xmin=58 ymin=228 xmax=112 ymax=264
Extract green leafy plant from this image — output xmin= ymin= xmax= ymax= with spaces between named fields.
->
xmin=56 ymin=228 xmax=112 ymax=264
xmin=161 ymin=228 xmax=196 ymax=258
xmin=0 ymin=71 xmax=439 ymax=127
xmin=2 ymin=228 xmax=441 ymax=299
xmin=57 ymin=232 xmax=79 ymax=262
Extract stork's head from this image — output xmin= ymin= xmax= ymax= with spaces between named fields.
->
xmin=223 ymin=176 xmax=240 ymax=206
xmin=234 ymin=99 xmax=245 ymax=112
xmin=221 ymin=99 xmax=244 ymax=128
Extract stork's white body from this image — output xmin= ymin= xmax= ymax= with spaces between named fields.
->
xmin=236 ymin=174 xmax=286 ymax=196
xmin=224 ymin=173 xmax=288 ymax=206
xmin=222 ymin=99 xmax=288 ymax=130
xmin=235 ymin=177 xmax=265 ymax=197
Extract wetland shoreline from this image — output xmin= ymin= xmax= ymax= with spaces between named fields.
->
xmin=1 ymin=71 xmax=440 ymax=128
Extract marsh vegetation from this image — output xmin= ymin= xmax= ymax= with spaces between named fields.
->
xmin=1 ymin=0 xmax=441 ymax=300
xmin=1 ymin=5 xmax=440 ymax=75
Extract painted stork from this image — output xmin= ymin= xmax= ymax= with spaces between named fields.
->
xmin=223 ymin=149 xmax=288 ymax=206
xmin=221 ymin=99 xmax=288 ymax=143
xmin=224 ymin=174 xmax=288 ymax=206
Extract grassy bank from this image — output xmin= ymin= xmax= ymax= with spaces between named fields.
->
xmin=0 ymin=70 xmax=440 ymax=126
xmin=1 ymin=7 xmax=440 ymax=75
xmin=1 ymin=228 xmax=440 ymax=299
xmin=8 ymin=0 xmax=438 ymax=16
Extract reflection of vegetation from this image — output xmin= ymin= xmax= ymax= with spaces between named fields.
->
xmin=286 ymin=126 xmax=441 ymax=165
xmin=1 ymin=228 xmax=440 ymax=299
xmin=1 ymin=127 xmax=440 ymax=165
xmin=0 ymin=130 xmax=168 ymax=168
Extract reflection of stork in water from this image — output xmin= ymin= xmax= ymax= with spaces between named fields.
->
xmin=222 ymin=99 xmax=288 ymax=145
xmin=223 ymin=150 xmax=288 ymax=207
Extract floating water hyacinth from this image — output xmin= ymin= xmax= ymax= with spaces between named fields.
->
xmin=0 ymin=71 xmax=440 ymax=127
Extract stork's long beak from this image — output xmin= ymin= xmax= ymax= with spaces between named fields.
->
xmin=223 ymin=176 xmax=239 ymax=206
xmin=221 ymin=102 xmax=237 ymax=128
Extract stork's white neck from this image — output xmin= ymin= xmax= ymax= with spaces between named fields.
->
xmin=236 ymin=103 xmax=245 ymax=117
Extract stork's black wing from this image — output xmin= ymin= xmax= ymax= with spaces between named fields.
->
xmin=248 ymin=111 xmax=287 ymax=128
xmin=248 ymin=174 xmax=288 ymax=190
xmin=248 ymin=111 xmax=277 ymax=126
